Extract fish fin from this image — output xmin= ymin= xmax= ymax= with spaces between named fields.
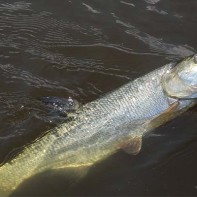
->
xmin=155 ymin=101 xmax=179 ymax=122
xmin=148 ymin=101 xmax=180 ymax=130
xmin=167 ymin=97 xmax=178 ymax=105
xmin=121 ymin=136 xmax=142 ymax=155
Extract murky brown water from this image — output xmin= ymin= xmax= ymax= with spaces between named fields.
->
xmin=0 ymin=0 xmax=197 ymax=196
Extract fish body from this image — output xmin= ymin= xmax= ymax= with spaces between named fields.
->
xmin=0 ymin=55 xmax=197 ymax=196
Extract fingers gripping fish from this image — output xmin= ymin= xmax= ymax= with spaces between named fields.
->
xmin=0 ymin=54 xmax=197 ymax=196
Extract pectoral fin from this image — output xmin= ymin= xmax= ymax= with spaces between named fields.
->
xmin=166 ymin=100 xmax=180 ymax=113
xmin=121 ymin=136 xmax=142 ymax=155
xmin=159 ymin=101 xmax=179 ymax=119
xmin=149 ymin=101 xmax=180 ymax=129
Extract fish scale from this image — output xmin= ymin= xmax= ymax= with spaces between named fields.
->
xmin=37 ymin=63 xmax=174 ymax=166
xmin=0 ymin=59 xmax=196 ymax=196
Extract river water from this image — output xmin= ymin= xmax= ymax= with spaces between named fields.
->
xmin=0 ymin=0 xmax=197 ymax=196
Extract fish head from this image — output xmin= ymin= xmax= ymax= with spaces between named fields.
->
xmin=162 ymin=54 xmax=197 ymax=99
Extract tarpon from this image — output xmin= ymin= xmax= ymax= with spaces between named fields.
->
xmin=0 ymin=54 xmax=197 ymax=196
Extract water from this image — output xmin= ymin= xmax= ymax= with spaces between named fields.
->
xmin=0 ymin=0 xmax=197 ymax=196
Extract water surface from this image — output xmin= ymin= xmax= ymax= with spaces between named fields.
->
xmin=0 ymin=0 xmax=197 ymax=196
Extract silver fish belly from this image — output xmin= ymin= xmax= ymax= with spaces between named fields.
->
xmin=0 ymin=62 xmax=195 ymax=196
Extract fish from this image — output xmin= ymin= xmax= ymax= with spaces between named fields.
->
xmin=0 ymin=54 xmax=197 ymax=196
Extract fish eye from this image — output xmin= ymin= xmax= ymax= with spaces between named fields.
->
xmin=194 ymin=54 xmax=197 ymax=64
